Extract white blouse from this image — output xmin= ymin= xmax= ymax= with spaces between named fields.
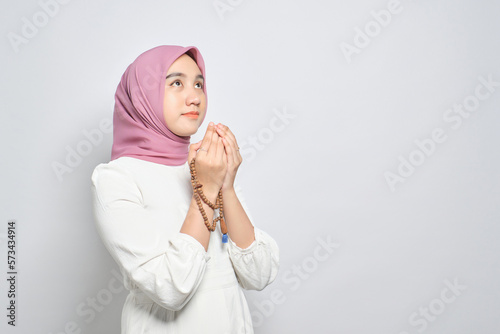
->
xmin=90 ymin=157 xmax=279 ymax=333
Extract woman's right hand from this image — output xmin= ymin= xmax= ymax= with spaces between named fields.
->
xmin=188 ymin=122 xmax=227 ymax=200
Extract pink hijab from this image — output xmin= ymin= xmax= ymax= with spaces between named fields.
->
xmin=111 ymin=45 xmax=207 ymax=166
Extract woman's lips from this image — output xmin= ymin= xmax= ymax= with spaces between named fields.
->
xmin=182 ymin=112 xmax=199 ymax=119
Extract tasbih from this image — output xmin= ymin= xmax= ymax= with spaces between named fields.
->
xmin=189 ymin=157 xmax=228 ymax=243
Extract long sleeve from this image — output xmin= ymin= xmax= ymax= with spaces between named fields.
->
xmin=226 ymin=184 xmax=280 ymax=291
xmin=91 ymin=162 xmax=210 ymax=311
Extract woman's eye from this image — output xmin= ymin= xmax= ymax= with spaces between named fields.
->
xmin=172 ymin=81 xmax=182 ymax=87
xmin=195 ymin=82 xmax=203 ymax=89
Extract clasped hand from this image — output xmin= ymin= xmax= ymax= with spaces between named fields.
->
xmin=188 ymin=121 xmax=242 ymax=195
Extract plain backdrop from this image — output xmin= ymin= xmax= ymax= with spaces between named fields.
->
xmin=1 ymin=0 xmax=499 ymax=333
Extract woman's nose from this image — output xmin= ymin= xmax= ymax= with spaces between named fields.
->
xmin=186 ymin=88 xmax=201 ymax=106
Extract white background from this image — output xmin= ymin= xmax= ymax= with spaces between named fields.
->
xmin=1 ymin=0 xmax=499 ymax=333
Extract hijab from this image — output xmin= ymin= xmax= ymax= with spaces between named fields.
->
xmin=111 ymin=45 xmax=207 ymax=166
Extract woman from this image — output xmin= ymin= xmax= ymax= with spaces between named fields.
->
xmin=91 ymin=45 xmax=279 ymax=333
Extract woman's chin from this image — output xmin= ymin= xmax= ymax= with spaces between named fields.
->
xmin=173 ymin=126 xmax=199 ymax=137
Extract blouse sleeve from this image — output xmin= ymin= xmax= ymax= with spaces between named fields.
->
xmin=91 ymin=163 xmax=210 ymax=311
xmin=226 ymin=183 xmax=280 ymax=291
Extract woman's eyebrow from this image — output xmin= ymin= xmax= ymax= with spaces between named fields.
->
xmin=165 ymin=72 xmax=204 ymax=82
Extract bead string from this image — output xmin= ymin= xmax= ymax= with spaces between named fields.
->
xmin=189 ymin=157 xmax=228 ymax=243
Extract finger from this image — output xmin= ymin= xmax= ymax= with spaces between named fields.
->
xmin=190 ymin=140 xmax=202 ymax=153
xmin=188 ymin=140 xmax=202 ymax=162
xmin=208 ymin=124 xmax=220 ymax=157
xmin=223 ymin=136 xmax=242 ymax=167
xmin=215 ymin=136 xmax=225 ymax=163
xmin=215 ymin=123 xmax=235 ymax=138
xmin=217 ymin=124 xmax=240 ymax=162
xmin=200 ymin=122 xmax=215 ymax=155
xmin=221 ymin=137 xmax=234 ymax=164
xmin=216 ymin=124 xmax=238 ymax=148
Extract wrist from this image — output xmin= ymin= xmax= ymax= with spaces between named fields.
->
xmin=222 ymin=185 xmax=235 ymax=195
xmin=191 ymin=194 xmax=214 ymax=212
xmin=222 ymin=185 xmax=234 ymax=192
xmin=199 ymin=186 xmax=219 ymax=204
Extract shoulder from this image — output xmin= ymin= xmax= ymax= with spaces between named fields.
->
xmin=91 ymin=158 xmax=143 ymax=207
xmin=92 ymin=158 xmax=136 ymax=186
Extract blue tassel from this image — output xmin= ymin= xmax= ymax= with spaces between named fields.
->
xmin=222 ymin=234 xmax=228 ymax=243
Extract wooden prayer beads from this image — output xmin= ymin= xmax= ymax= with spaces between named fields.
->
xmin=189 ymin=157 xmax=228 ymax=242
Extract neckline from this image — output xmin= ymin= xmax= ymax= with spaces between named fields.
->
xmin=115 ymin=156 xmax=189 ymax=169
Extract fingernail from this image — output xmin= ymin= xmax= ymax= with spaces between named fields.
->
xmin=209 ymin=122 xmax=214 ymax=126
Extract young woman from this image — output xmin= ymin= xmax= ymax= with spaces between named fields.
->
xmin=91 ymin=45 xmax=279 ymax=333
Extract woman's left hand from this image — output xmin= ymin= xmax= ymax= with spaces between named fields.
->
xmin=215 ymin=123 xmax=242 ymax=192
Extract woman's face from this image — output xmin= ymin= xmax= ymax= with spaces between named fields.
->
xmin=163 ymin=54 xmax=206 ymax=137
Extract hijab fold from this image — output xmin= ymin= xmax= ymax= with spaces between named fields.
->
xmin=111 ymin=45 xmax=207 ymax=166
